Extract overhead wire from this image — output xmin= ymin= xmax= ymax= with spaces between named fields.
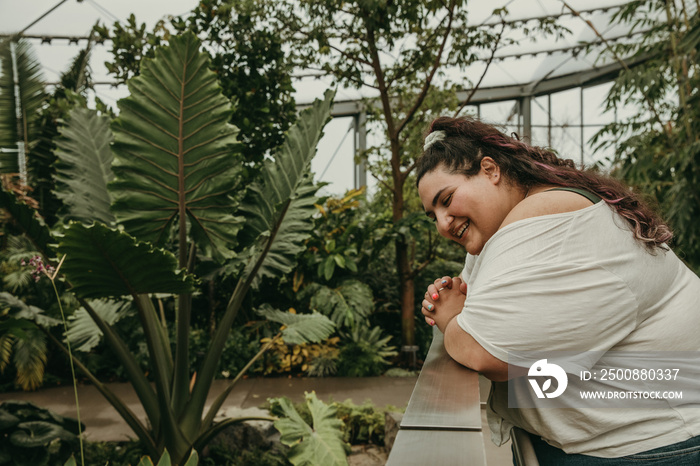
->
xmin=17 ymin=0 xmax=70 ymax=36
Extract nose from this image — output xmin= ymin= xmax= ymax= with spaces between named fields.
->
xmin=435 ymin=212 xmax=453 ymax=235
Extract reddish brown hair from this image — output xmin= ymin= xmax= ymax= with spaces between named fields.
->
xmin=416 ymin=116 xmax=672 ymax=251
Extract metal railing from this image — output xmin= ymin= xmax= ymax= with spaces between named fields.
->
xmin=386 ymin=328 xmax=539 ymax=465
xmin=386 ymin=329 xmax=487 ymax=465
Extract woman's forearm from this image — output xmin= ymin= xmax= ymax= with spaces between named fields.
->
xmin=443 ymin=318 xmax=509 ymax=381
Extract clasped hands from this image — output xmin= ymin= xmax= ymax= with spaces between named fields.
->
xmin=421 ymin=275 xmax=467 ymax=333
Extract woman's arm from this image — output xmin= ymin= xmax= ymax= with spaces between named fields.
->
xmin=443 ymin=317 xmax=509 ymax=381
xmin=422 ymin=276 xmax=509 ymax=381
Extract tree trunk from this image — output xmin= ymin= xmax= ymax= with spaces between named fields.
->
xmin=389 ymin=143 xmax=417 ymax=366
xmin=396 ymin=238 xmax=417 ymax=364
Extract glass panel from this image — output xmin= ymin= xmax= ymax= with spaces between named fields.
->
xmin=312 ymin=116 xmax=355 ymax=196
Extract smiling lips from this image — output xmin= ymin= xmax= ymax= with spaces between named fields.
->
xmin=453 ymin=220 xmax=470 ymax=239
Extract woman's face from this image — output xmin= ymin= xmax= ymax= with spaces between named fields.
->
xmin=417 ymin=158 xmax=514 ymax=255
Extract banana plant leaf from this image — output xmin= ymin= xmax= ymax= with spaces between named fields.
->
xmin=0 ymin=40 xmax=45 ymax=173
xmin=57 ymin=222 xmax=196 ymax=299
xmin=110 ymin=31 xmax=243 ymax=262
xmin=54 ymin=107 xmax=115 ymax=225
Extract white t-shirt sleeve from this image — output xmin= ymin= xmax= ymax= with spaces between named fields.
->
xmin=456 ymin=230 xmax=638 ymax=366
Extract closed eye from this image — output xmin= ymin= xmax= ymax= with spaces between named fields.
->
xmin=442 ymin=193 xmax=452 ymax=206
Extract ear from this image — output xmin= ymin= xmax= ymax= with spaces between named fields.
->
xmin=480 ymin=157 xmax=501 ymax=184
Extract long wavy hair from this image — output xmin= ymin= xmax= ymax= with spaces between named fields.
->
xmin=416 ymin=116 xmax=672 ymax=251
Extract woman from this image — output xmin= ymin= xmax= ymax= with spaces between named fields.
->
xmin=416 ymin=116 xmax=700 ymax=465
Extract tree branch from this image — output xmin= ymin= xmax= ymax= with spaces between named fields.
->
xmin=561 ymin=1 xmax=671 ymax=139
xmin=454 ymin=21 xmax=506 ymax=117
xmin=385 ymin=14 xmax=450 ymax=90
xmin=396 ymin=0 xmax=457 ymax=136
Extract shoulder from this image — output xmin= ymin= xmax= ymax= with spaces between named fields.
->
xmin=500 ymin=188 xmax=597 ymax=230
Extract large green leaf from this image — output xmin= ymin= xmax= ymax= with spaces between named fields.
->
xmin=274 ymin=392 xmax=348 ymax=466
xmin=10 ymin=421 xmax=67 ymax=447
xmin=0 ymin=292 xmax=61 ymax=328
xmin=240 ymin=89 xmax=334 ymax=239
xmin=256 ymin=305 xmax=335 ymax=345
xmin=0 ymin=40 xmax=46 ymax=174
xmin=54 ymin=107 xmax=115 ymax=225
xmin=0 ymin=189 xmax=52 ymax=255
xmin=109 ymin=31 xmax=243 ymax=261
xmin=66 ymin=299 xmax=132 ymax=352
xmin=12 ymin=327 xmax=47 ymax=391
xmin=241 ymin=177 xmax=320 ymax=287
xmin=184 ymin=90 xmax=335 ymax=433
xmin=239 ymin=89 xmax=335 ymax=286
xmin=303 ymin=280 xmax=373 ymax=329
xmin=57 ymin=222 xmax=196 ymax=299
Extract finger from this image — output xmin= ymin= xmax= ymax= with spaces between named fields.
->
xmin=433 ymin=276 xmax=452 ymax=290
xmin=425 ymin=316 xmax=436 ymax=326
xmin=421 ymin=299 xmax=436 ymax=315
xmin=427 ymin=284 xmax=440 ymax=300
xmin=459 ymin=281 xmax=468 ymax=295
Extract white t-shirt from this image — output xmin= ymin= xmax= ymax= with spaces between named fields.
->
xmin=457 ymin=201 xmax=700 ymax=457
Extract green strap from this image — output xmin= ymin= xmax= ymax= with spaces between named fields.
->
xmin=545 ymin=187 xmax=602 ymax=204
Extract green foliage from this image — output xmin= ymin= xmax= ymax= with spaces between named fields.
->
xmin=0 ymin=40 xmax=45 ymax=175
xmin=65 ymin=300 xmax=133 ymax=352
xmin=336 ymin=326 xmax=397 ymax=377
xmin=272 ymin=392 xmax=349 ymax=466
xmin=57 ymin=223 xmax=197 ymax=299
xmin=95 ymin=0 xmax=297 ymax=166
xmin=199 ymin=444 xmax=287 ymax=466
xmin=300 ymin=280 xmax=373 ymax=330
xmin=593 ymin=1 xmax=700 ymax=272
xmin=300 ymin=188 xmax=368 ymax=283
xmin=257 ymin=336 xmax=339 ymax=377
xmin=333 ymin=400 xmax=388 ymax=446
xmin=109 ymin=32 xmax=243 ymax=260
xmin=1 ymin=27 xmax=336 ymax=466
xmin=255 ymin=306 xmax=335 ymax=346
xmin=170 ymin=0 xmax=297 ymax=165
xmin=0 ymin=292 xmax=60 ymax=390
xmin=0 ymin=401 xmax=82 ymax=466
xmin=265 ymin=0 xmax=565 ymax=349
xmin=237 ymin=88 xmax=334 ymax=287
xmin=134 ymin=449 xmax=198 ymax=466
xmin=270 ymin=397 xmax=396 ymax=448
xmin=0 ymin=189 xmax=52 ymax=255
xmin=53 ymin=107 xmax=115 ymax=225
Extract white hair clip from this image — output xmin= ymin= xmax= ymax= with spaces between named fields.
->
xmin=423 ymin=130 xmax=446 ymax=151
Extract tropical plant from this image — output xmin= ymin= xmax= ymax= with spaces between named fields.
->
xmin=271 ymin=392 xmax=349 ymax=466
xmin=0 ymin=292 xmax=60 ymax=391
xmin=590 ymin=0 xmax=700 ymax=272
xmin=264 ymin=0 xmax=569 ymax=359
xmin=0 ymin=39 xmax=45 ymax=185
xmin=0 ymin=401 xmax=83 ymax=466
xmin=0 ymin=31 xmax=336 ymax=466
xmin=94 ymin=0 xmax=297 ymax=167
xmin=333 ymin=400 xmax=390 ymax=446
xmin=300 ymin=280 xmax=373 ymax=330
xmin=336 ymin=326 xmax=397 ymax=377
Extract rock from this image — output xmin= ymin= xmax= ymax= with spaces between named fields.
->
xmin=384 ymin=411 xmax=403 ymax=453
xmin=207 ymin=406 xmax=279 ymax=454
xmin=348 ymin=444 xmax=388 ymax=466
